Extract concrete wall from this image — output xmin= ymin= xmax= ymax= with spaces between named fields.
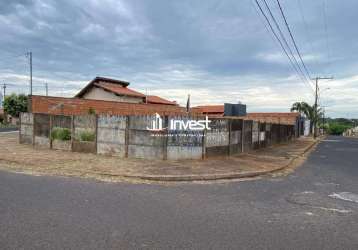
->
xmin=51 ymin=115 xmax=72 ymax=151
xmin=97 ymin=115 xmax=126 ymax=156
xmin=19 ymin=113 xmax=33 ymax=144
xmin=33 ymin=113 xmax=50 ymax=148
xmin=20 ymin=113 xmax=297 ymax=160
xmin=72 ymin=115 xmax=97 ymax=153
xmin=128 ymin=115 xmax=166 ymax=159
xmin=229 ymin=119 xmax=243 ymax=155
xmin=205 ymin=119 xmax=230 ymax=157
xmin=243 ymin=120 xmax=253 ymax=152
xmin=252 ymin=121 xmax=260 ymax=149
xmin=167 ymin=116 xmax=203 ymax=160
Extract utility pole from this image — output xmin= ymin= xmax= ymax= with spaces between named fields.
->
xmin=26 ymin=52 xmax=33 ymax=95
xmin=45 ymin=83 xmax=48 ymax=96
xmin=311 ymin=76 xmax=333 ymax=138
xmin=2 ymin=83 xmax=6 ymax=107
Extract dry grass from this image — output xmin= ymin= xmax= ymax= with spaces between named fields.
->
xmin=0 ymin=132 xmax=315 ymax=183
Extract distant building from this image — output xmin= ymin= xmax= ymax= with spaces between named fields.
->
xmin=192 ymin=105 xmax=224 ymax=115
xmin=193 ymin=104 xmax=306 ymax=136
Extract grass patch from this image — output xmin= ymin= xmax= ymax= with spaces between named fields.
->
xmin=78 ymin=130 xmax=95 ymax=142
xmin=51 ymin=127 xmax=71 ymax=141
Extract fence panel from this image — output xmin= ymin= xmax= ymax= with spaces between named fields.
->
xmin=259 ymin=123 xmax=266 ymax=148
xmin=127 ymin=115 xmax=166 ymax=159
xmin=51 ymin=115 xmax=72 ymax=151
xmin=271 ymin=124 xmax=279 ymax=144
xmin=19 ymin=112 xmax=33 ymax=144
xmin=243 ymin=120 xmax=253 ymax=152
xmin=72 ymin=115 xmax=97 ymax=153
xmin=205 ymin=118 xmax=229 ymax=157
xmin=34 ymin=113 xmax=50 ymax=148
xmin=265 ymin=123 xmax=272 ymax=146
xmin=97 ymin=115 xmax=126 ymax=157
xmin=229 ymin=119 xmax=243 ymax=155
xmin=252 ymin=121 xmax=260 ymax=149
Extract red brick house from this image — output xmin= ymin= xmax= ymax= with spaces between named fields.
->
xmin=29 ymin=77 xmax=186 ymax=116
xmin=75 ymin=77 xmax=177 ymax=106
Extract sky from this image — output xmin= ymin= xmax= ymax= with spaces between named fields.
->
xmin=0 ymin=0 xmax=357 ymax=117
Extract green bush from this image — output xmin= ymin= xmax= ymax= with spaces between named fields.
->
xmin=328 ymin=123 xmax=351 ymax=135
xmin=51 ymin=127 xmax=71 ymax=141
xmin=78 ymin=130 xmax=95 ymax=142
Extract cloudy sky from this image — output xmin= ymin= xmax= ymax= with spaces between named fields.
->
xmin=0 ymin=0 xmax=356 ymax=117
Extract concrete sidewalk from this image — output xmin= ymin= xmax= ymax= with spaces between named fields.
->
xmin=0 ymin=133 xmax=319 ymax=183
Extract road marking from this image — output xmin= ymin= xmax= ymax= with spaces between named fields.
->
xmin=329 ymin=192 xmax=358 ymax=204
xmin=314 ymin=206 xmax=352 ymax=214
xmin=322 ymin=139 xmax=341 ymax=142
xmin=314 ymin=182 xmax=339 ymax=186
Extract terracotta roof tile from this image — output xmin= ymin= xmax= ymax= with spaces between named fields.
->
xmin=94 ymin=82 xmax=146 ymax=98
xmin=146 ymin=95 xmax=177 ymax=105
xmin=193 ymin=105 xmax=224 ymax=113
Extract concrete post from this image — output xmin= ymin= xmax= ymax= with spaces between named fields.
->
xmin=257 ymin=121 xmax=260 ymax=149
xmin=70 ymin=115 xmax=74 ymax=152
xmin=18 ymin=113 xmax=21 ymax=144
xmin=125 ymin=115 xmax=129 ymax=158
xmin=49 ymin=115 xmax=53 ymax=149
xmin=202 ymin=128 xmax=207 ymax=159
xmin=163 ymin=116 xmax=168 ymax=160
xmin=241 ymin=119 xmax=245 ymax=153
xmin=94 ymin=115 xmax=98 ymax=154
xmin=32 ymin=114 xmax=35 ymax=147
xmin=228 ymin=119 xmax=232 ymax=156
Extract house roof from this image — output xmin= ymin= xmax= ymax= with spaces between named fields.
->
xmin=194 ymin=105 xmax=300 ymax=125
xmin=94 ymin=82 xmax=146 ymax=98
xmin=245 ymin=112 xmax=300 ymax=118
xmin=75 ymin=76 xmax=131 ymax=97
xmin=193 ymin=105 xmax=224 ymax=113
xmin=75 ymin=76 xmax=181 ymax=105
xmin=146 ymin=95 xmax=177 ymax=105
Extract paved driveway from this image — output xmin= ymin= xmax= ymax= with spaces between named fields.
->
xmin=0 ymin=136 xmax=357 ymax=249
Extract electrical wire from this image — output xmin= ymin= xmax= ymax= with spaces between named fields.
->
xmin=275 ymin=0 xmax=312 ymax=81
xmin=296 ymin=0 xmax=318 ymax=71
xmin=253 ymin=0 xmax=315 ymax=94
xmin=261 ymin=0 xmax=310 ymax=86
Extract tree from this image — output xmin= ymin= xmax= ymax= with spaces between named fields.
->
xmin=3 ymin=94 xmax=28 ymax=117
xmin=291 ymin=101 xmax=322 ymax=135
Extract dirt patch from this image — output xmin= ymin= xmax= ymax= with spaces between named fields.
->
xmin=0 ymin=133 xmax=317 ymax=183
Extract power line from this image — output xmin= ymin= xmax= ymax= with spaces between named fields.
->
xmin=262 ymin=0 xmax=308 ymax=84
xmin=296 ymin=0 xmax=318 ymax=71
xmin=275 ymin=0 xmax=312 ymax=81
xmin=322 ymin=0 xmax=332 ymax=71
xmin=250 ymin=0 xmax=311 ymax=91
xmin=253 ymin=0 xmax=315 ymax=94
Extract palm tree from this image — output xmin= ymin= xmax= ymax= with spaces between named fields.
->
xmin=291 ymin=102 xmax=322 ymax=135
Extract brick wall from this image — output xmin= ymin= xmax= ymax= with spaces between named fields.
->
xmin=29 ymin=95 xmax=191 ymax=116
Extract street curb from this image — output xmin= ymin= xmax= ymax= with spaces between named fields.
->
xmin=115 ymin=138 xmax=322 ymax=182
xmin=0 ymin=137 xmax=322 ymax=183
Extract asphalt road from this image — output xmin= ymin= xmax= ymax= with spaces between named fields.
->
xmin=0 ymin=127 xmax=18 ymax=133
xmin=0 ymin=136 xmax=357 ymax=250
